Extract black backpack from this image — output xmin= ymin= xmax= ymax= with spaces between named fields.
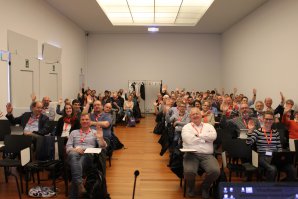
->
xmin=84 ymin=168 xmax=110 ymax=199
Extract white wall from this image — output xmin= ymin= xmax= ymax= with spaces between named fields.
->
xmin=0 ymin=0 xmax=86 ymax=113
xmin=222 ymin=0 xmax=298 ymax=108
xmin=86 ymin=33 xmax=221 ymax=93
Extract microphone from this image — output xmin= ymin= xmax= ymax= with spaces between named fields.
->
xmin=132 ymin=170 xmax=140 ymax=199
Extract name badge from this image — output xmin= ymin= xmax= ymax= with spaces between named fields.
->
xmin=265 ymin=151 xmax=272 ymax=156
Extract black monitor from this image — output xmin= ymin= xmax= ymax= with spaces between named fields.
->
xmin=219 ymin=182 xmax=298 ymax=199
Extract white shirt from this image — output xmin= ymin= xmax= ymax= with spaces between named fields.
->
xmin=181 ymin=122 xmax=217 ymax=154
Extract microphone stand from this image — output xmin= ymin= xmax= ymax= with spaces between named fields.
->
xmin=132 ymin=170 xmax=140 ymax=199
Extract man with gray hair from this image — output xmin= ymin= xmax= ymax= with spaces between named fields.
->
xmin=221 ymin=102 xmax=260 ymax=138
xmin=182 ymin=107 xmax=219 ymax=198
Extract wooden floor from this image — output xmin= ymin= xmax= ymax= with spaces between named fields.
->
xmin=0 ymin=114 xmax=239 ymax=199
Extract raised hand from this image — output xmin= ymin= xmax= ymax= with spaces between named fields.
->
xmin=253 ymin=88 xmax=257 ymax=96
xmin=247 ymin=119 xmax=255 ymax=130
xmin=280 ymin=92 xmax=285 ymax=104
xmin=58 ymin=98 xmax=63 ymax=105
xmin=6 ymin=103 xmax=13 ymax=114
xmin=86 ymin=95 xmax=93 ymax=104
xmin=31 ymin=93 xmax=36 ymax=102
xmin=96 ymin=124 xmax=104 ymax=139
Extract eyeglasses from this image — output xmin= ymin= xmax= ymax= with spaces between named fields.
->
xmin=264 ymin=118 xmax=274 ymax=121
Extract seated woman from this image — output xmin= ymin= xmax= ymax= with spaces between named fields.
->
xmin=246 ymin=110 xmax=296 ymax=181
xmin=55 ymin=104 xmax=80 ymax=138
xmin=123 ymin=94 xmax=134 ymax=121
xmin=282 ymin=108 xmax=298 ymax=139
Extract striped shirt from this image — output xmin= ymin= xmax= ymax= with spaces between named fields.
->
xmin=246 ymin=128 xmax=282 ymax=153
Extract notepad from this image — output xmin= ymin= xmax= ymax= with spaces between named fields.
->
xmin=84 ymin=148 xmax=102 ymax=154
xmin=180 ymin=148 xmax=197 ymax=152
xmin=238 ymin=129 xmax=248 ymax=139
xmin=252 ymin=150 xmax=258 ymax=167
xmin=289 ymin=139 xmax=295 ymax=152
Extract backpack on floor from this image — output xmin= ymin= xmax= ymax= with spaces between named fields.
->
xmin=127 ymin=117 xmax=136 ymax=127
xmin=84 ymin=168 xmax=110 ymax=199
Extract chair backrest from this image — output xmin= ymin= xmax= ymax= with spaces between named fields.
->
xmin=56 ymin=136 xmax=66 ymax=160
xmin=35 ymin=136 xmax=55 ymax=161
xmin=0 ymin=120 xmax=11 ymax=141
xmin=4 ymin=135 xmax=32 ymax=154
xmin=21 ymin=147 xmax=31 ymax=166
xmin=224 ymin=138 xmax=252 ymax=161
xmin=48 ymin=121 xmax=58 ymax=135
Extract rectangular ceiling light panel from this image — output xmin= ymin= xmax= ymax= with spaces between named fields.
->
xmin=96 ymin=0 xmax=214 ymax=26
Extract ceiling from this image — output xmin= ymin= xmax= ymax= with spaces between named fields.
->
xmin=45 ymin=0 xmax=268 ymax=34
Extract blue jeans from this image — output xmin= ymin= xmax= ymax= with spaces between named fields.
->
xmin=68 ymin=151 xmax=94 ymax=198
xmin=124 ymin=109 xmax=133 ymax=118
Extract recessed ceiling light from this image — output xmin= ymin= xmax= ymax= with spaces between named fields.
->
xmin=96 ymin=0 xmax=214 ymax=26
xmin=148 ymin=27 xmax=159 ymax=32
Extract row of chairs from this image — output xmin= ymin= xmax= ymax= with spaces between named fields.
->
xmin=0 ymin=134 xmax=68 ymax=199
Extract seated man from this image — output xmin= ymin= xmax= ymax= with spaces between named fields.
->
xmin=66 ymin=113 xmax=107 ymax=198
xmin=6 ymin=101 xmax=50 ymax=136
xmin=220 ymin=102 xmax=260 ymax=138
xmin=166 ymin=101 xmax=190 ymax=148
xmin=246 ymin=110 xmax=296 ymax=181
xmin=182 ymin=107 xmax=220 ymax=198
xmin=84 ymin=100 xmax=113 ymax=139
xmin=251 ymin=100 xmax=265 ymax=127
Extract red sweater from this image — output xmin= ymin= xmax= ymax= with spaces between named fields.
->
xmin=282 ymin=114 xmax=298 ymax=139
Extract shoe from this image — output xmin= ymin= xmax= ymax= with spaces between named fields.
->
xmin=186 ymin=188 xmax=195 ymax=198
xmin=201 ymin=188 xmax=210 ymax=199
xmin=78 ymin=183 xmax=87 ymax=198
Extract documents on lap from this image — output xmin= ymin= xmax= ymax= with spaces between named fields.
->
xmin=84 ymin=148 xmax=102 ymax=154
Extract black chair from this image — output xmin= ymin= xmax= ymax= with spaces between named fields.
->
xmin=24 ymin=136 xmax=68 ymax=196
xmin=223 ymin=138 xmax=257 ymax=182
xmin=0 ymin=120 xmax=12 ymax=141
xmin=0 ymin=120 xmax=11 ymax=153
xmin=0 ymin=135 xmax=32 ymax=199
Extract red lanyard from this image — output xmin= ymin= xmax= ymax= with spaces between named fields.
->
xmin=262 ymin=129 xmax=272 ymax=145
xmin=79 ymin=128 xmax=91 ymax=143
xmin=94 ymin=113 xmax=101 ymax=121
xmin=242 ymin=119 xmax=248 ymax=128
xmin=63 ymin=117 xmax=71 ymax=132
xmin=63 ymin=123 xmax=70 ymax=132
xmin=191 ymin=123 xmax=204 ymax=136
xmin=27 ymin=115 xmax=39 ymax=125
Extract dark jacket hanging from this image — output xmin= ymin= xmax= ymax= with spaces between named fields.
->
xmin=140 ymin=82 xmax=145 ymax=100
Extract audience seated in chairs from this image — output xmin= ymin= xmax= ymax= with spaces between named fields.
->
xmin=66 ymin=113 xmax=107 ymax=198
xmin=182 ymin=107 xmax=220 ymax=199
xmin=246 ymin=110 xmax=296 ymax=181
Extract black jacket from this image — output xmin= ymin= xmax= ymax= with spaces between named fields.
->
xmin=55 ymin=116 xmax=80 ymax=137
xmin=6 ymin=112 xmax=51 ymax=136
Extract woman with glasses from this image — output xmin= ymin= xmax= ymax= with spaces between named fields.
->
xmin=246 ymin=110 xmax=296 ymax=181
